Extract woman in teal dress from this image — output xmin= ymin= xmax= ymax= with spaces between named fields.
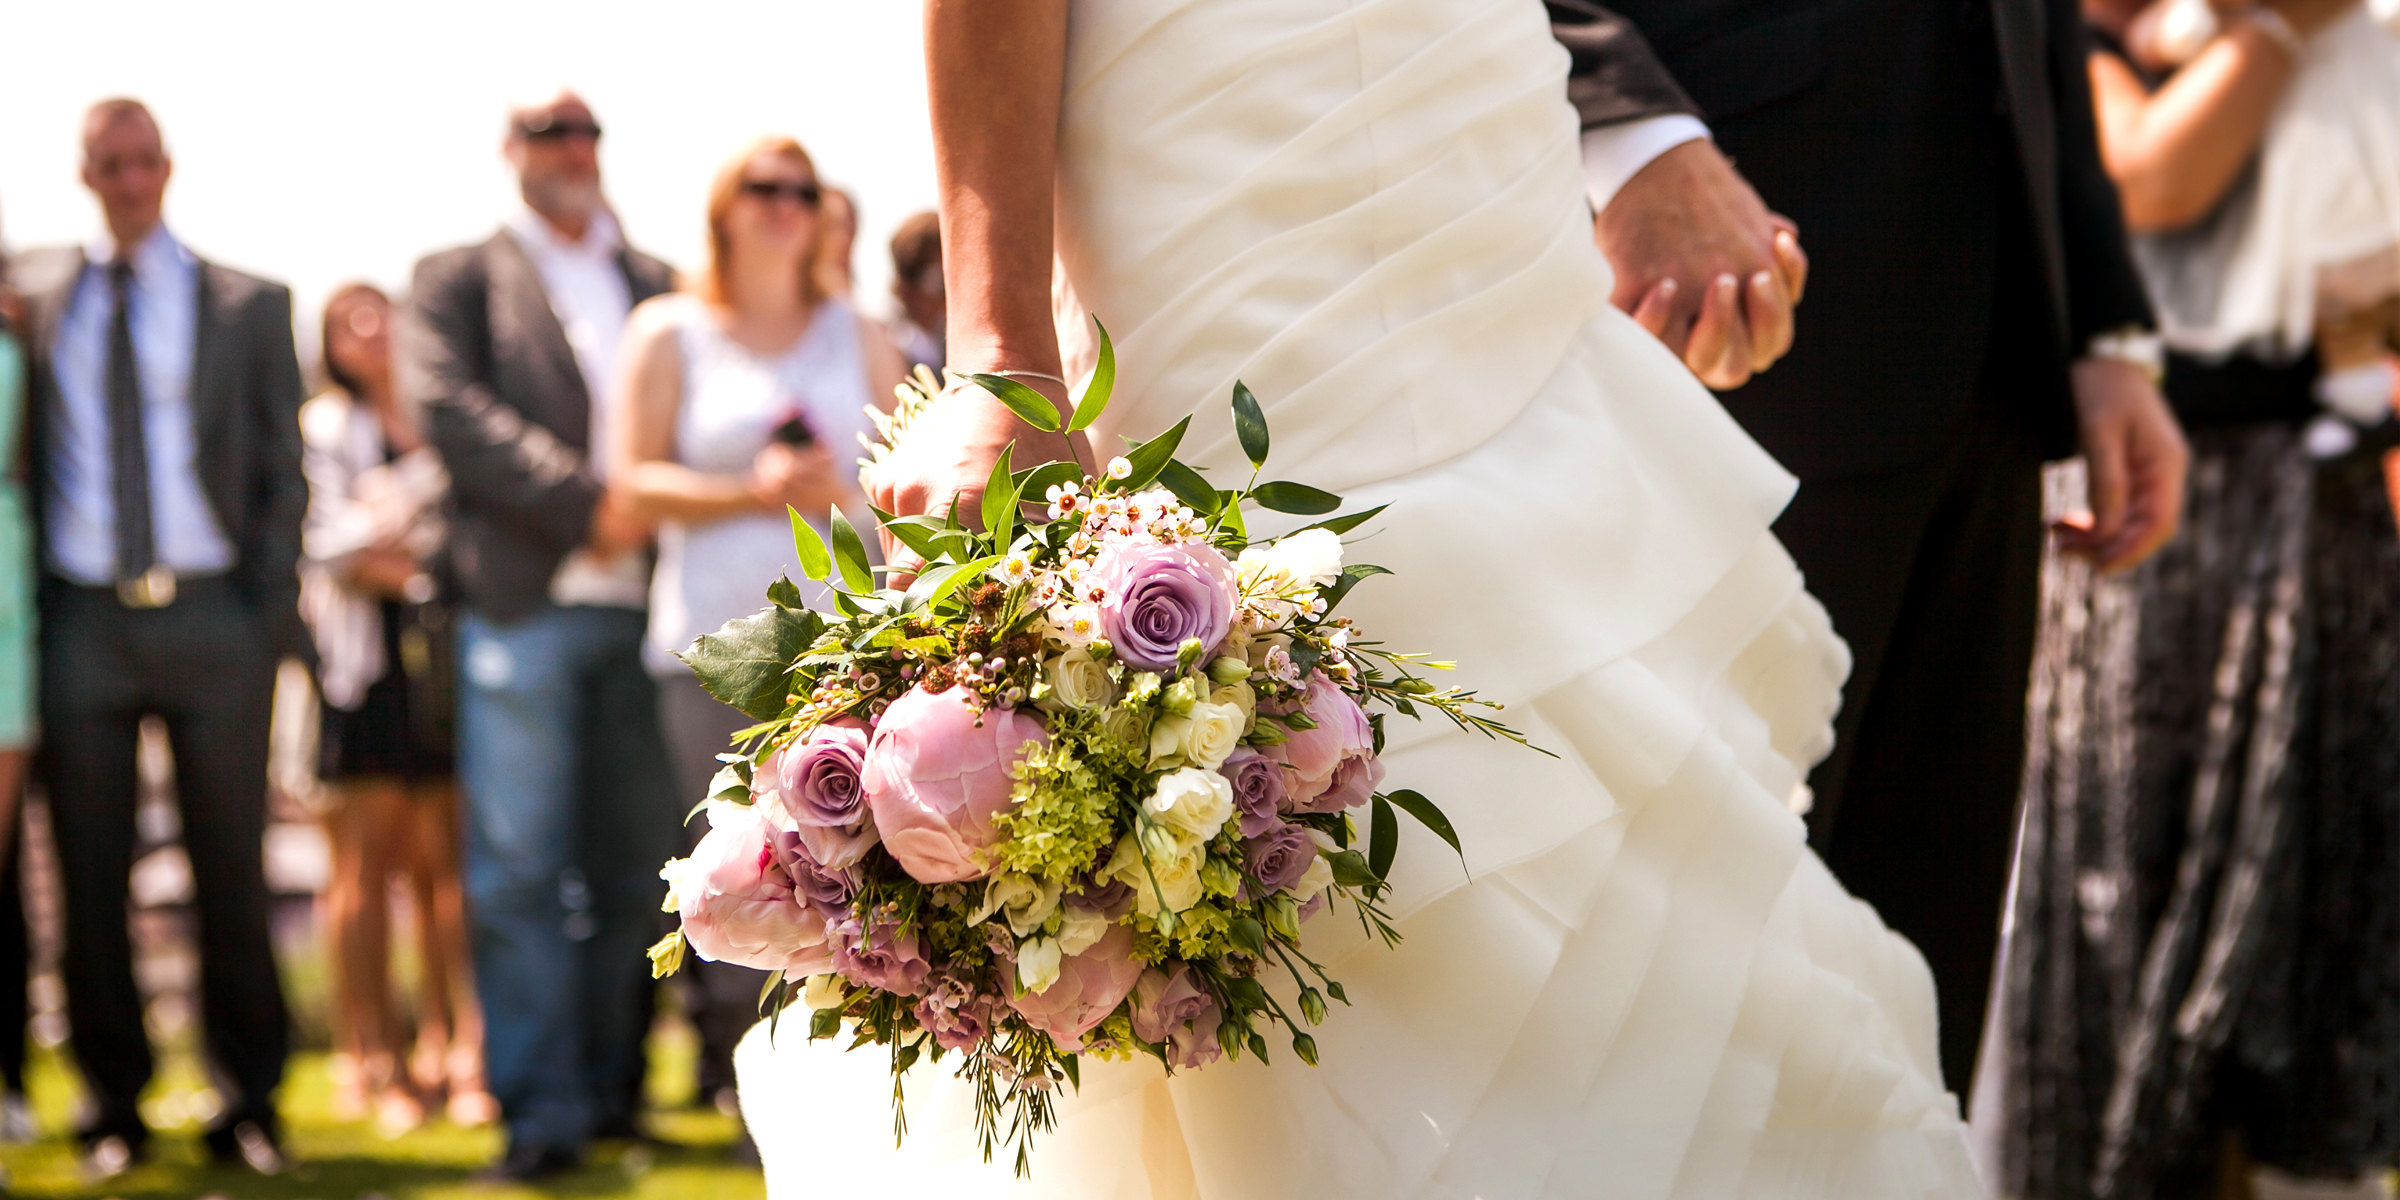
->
xmin=0 ymin=246 xmax=36 ymax=1142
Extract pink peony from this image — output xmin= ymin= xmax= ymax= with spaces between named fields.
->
xmin=862 ymin=686 xmax=1051 ymax=883
xmin=770 ymin=718 xmax=879 ymax=869
xmin=1315 ymin=752 xmax=1387 ymax=813
xmin=674 ymin=804 xmax=835 ymax=977
xmin=1130 ymin=962 xmax=1224 ymax=1070
xmin=1092 ymin=540 xmax=1238 ymax=671
xmin=1007 ymin=923 xmax=1143 ymax=1050
xmin=1275 ymin=674 xmax=1376 ymax=812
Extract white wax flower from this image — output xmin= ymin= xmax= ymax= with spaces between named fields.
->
xmin=1017 ymin=936 xmax=1064 ymax=994
xmin=971 ymin=872 xmax=1064 ymax=937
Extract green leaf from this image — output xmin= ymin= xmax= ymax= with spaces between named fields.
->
xmin=1060 ymin=1054 xmax=1081 ymax=1091
xmin=1116 ymin=415 xmax=1192 ymax=494
xmin=928 ymin=555 xmax=1002 ymax=608
xmin=828 ymin=506 xmax=875 ymax=595
xmin=809 ymin=1007 xmax=842 ymax=1040
xmin=1014 ymin=461 xmax=1083 ymax=515
xmin=981 ymin=442 xmax=1018 ymax=547
xmin=964 ymin=373 xmax=1062 ymax=433
xmin=1304 ymin=504 xmax=1390 ymax=537
xmin=872 ymin=509 xmax=950 ymax=565
xmin=1321 ymin=563 xmax=1394 ymax=613
xmin=789 ymin=506 xmax=831 ymax=581
xmin=675 ymin=605 xmax=822 ymax=720
xmin=1068 ymin=317 xmax=1115 ymax=432
xmin=1230 ymin=380 xmax=1269 ymax=469
xmin=706 ymin=759 xmax=751 ymax=802
xmin=1368 ymin=794 xmax=1398 ymax=882
xmin=1157 ymin=460 xmax=1220 ymax=515
xmin=765 ymin=573 xmax=806 ymax=610
xmin=1328 ymin=849 xmax=1377 ymax=889
xmin=1385 ymin=788 xmax=1466 ymax=869
xmin=1250 ymin=481 xmax=1343 ymax=515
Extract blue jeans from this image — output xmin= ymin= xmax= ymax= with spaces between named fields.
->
xmin=458 ymin=606 xmax=677 ymax=1151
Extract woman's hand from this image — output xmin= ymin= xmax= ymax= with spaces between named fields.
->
xmin=344 ymin=545 xmax=427 ymax=600
xmin=2264 ymin=0 xmax=2363 ymax=36
xmin=750 ymin=441 xmax=853 ymax=517
xmin=865 ymin=377 xmax=1081 ymax=578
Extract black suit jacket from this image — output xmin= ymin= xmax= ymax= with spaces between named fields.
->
xmin=1551 ymin=0 xmax=2153 ymax=478
xmin=399 ymin=229 xmax=674 ymax=623
xmin=13 ymin=245 xmax=307 ymax=649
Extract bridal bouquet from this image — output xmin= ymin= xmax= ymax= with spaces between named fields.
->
xmin=650 ymin=324 xmax=1525 ymax=1171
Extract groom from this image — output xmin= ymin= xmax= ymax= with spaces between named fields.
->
xmin=1551 ymin=0 xmax=2190 ymax=1092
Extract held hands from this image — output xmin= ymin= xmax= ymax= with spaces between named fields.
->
xmin=749 ymin=441 xmax=853 ymax=517
xmin=865 ymin=375 xmax=1087 ymax=580
xmin=1598 ymin=139 xmax=1809 ymax=391
xmin=584 ymin=487 xmax=655 ymax=563
xmin=2056 ymin=357 xmax=2189 ymax=572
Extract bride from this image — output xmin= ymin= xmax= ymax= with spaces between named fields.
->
xmin=737 ymin=0 xmax=1984 ymax=1194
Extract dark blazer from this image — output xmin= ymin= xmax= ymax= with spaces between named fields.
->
xmin=12 ymin=245 xmax=306 ymax=649
xmin=399 ymin=229 xmax=674 ymax=623
xmin=1550 ymin=0 xmax=2154 ymax=478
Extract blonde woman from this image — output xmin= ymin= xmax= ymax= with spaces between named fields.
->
xmin=609 ymin=136 xmax=902 ymax=1119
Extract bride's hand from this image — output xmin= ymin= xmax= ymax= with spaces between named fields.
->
xmin=866 ymin=375 xmax=1084 ymax=580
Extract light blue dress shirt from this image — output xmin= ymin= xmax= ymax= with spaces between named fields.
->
xmin=44 ymin=226 xmax=234 ymax=585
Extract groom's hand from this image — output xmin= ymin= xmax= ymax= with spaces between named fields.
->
xmin=2057 ymin=357 xmax=2188 ymax=572
xmin=1596 ymin=139 xmax=1806 ymax=391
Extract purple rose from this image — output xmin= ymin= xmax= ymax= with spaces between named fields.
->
xmin=771 ymin=719 xmax=879 ymax=869
xmin=1241 ymin=821 xmax=1318 ymax=899
xmin=1093 ymin=540 xmax=1237 ymax=672
xmin=773 ymin=829 xmax=859 ymax=920
xmin=1129 ymin=962 xmax=1223 ymax=1070
xmin=1275 ymin=675 xmax=1377 ymax=813
xmin=1219 ymin=750 xmax=1287 ymax=838
xmin=1072 ymin=873 xmax=1137 ymax=921
xmin=831 ymin=914 xmax=932 ymax=996
xmin=913 ymin=977 xmax=997 ymax=1053
xmin=1315 ymin=753 xmax=1386 ymax=814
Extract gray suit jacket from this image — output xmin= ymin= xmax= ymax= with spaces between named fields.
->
xmin=13 ymin=246 xmax=307 ymax=650
xmin=398 ymin=229 xmax=674 ymax=623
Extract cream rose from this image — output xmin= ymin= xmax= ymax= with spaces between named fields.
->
xmin=1017 ymin=935 xmax=1065 ymax=994
xmin=971 ymin=872 xmax=1063 ymax=937
xmin=1145 ymin=766 xmax=1235 ymax=842
xmin=1208 ymin=680 xmax=1257 ymax=729
xmin=1046 ymin=646 xmax=1118 ymax=711
xmin=1104 ymin=832 xmax=1206 ymax=916
xmin=1102 ymin=705 xmax=1153 ymax=752
xmin=1149 ymin=700 xmax=1245 ymax=770
xmin=1057 ymin=903 xmax=1110 ymax=955
xmin=1266 ymin=527 xmax=1345 ymax=587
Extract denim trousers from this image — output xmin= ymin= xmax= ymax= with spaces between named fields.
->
xmin=458 ymin=605 xmax=677 ymax=1150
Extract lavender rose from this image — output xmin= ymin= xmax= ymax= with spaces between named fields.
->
xmin=831 ymin=913 xmax=932 ymax=996
xmin=1316 ymin=752 xmax=1387 ymax=813
xmin=862 ymin=685 xmax=1051 ymax=883
xmin=1219 ymin=749 xmax=1287 ymax=837
xmin=1241 ymin=820 xmax=1319 ymax=899
xmin=1008 ymin=923 xmax=1143 ymax=1050
xmin=1130 ymin=962 xmax=1224 ymax=1070
xmin=1093 ymin=540 xmax=1238 ymax=672
xmin=770 ymin=719 xmax=879 ymax=869
xmin=1275 ymin=674 xmax=1376 ymax=812
xmin=773 ymin=828 xmax=860 ymax=920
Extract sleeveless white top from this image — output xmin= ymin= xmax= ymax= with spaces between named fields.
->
xmin=643 ymin=294 xmax=879 ymax=674
xmin=742 ymin=1 xmax=1981 ymax=1195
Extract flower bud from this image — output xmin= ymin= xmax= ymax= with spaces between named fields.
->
xmin=1201 ymin=856 xmax=1240 ymax=897
xmin=1089 ymin=638 xmax=1115 ymax=661
xmin=1206 ymin=656 xmax=1252 ymax=685
xmin=1177 ymin=637 xmax=1207 ymax=670
xmin=1125 ymin=671 xmax=1162 ymax=705
xmin=1162 ymin=675 xmax=1204 ymax=716
xmin=1265 ymin=895 xmax=1301 ymax=940
xmin=1298 ymin=988 xmax=1327 ymax=1025
xmin=1291 ymin=1032 xmax=1319 ymax=1066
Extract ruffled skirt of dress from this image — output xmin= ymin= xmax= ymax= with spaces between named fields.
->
xmin=740 ymin=0 xmax=1981 ymax=1193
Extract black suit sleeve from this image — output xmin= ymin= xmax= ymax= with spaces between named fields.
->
xmin=402 ymin=249 xmax=601 ymax=554
xmin=246 ymin=283 xmax=307 ymax=654
xmin=1548 ymin=1 xmax=1702 ymax=130
xmin=2048 ymin=0 xmax=2154 ymax=344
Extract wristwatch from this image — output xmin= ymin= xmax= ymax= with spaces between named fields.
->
xmin=2086 ymin=326 xmax=2166 ymax=386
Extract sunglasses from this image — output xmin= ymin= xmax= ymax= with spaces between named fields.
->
xmin=519 ymin=120 xmax=603 ymax=142
xmin=741 ymin=179 xmax=823 ymax=208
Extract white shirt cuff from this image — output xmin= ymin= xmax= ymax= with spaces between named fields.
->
xmin=1580 ymin=115 xmax=1712 ymax=215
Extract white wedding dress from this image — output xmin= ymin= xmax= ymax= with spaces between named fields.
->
xmin=737 ymin=0 xmax=1984 ymax=1195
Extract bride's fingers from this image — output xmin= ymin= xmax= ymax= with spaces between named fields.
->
xmin=1686 ymin=273 xmax=1753 ymax=390
xmin=1631 ymin=277 xmax=1680 ymax=346
xmin=1771 ymin=224 xmax=1809 ymax=306
xmin=1744 ymin=270 xmax=1793 ymax=371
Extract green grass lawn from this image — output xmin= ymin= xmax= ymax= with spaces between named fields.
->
xmin=0 ymin=1026 xmax=767 ymax=1200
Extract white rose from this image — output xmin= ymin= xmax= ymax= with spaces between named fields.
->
xmin=1149 ymin=713 xmax=1192 ymax=766
xmin=1207 ymin=681 xmax=1257 ymax=729
xmin=1180 ymin=700 xmax=1246 ymax=770
xmin=1057 ymin=903 xmax=1110 ymax=956
xmin=1267 ymin=527 xmax=1345 ymax=587
xmin=1144 ymin=766 xmax=1235 ymax=842
xmin=1102 ymin=704 xmax=1153 ymax=752
xmin=1017 ymin=936 xmax=1064 ymax=994
xmin=800 ymin=974 xmax=851 ymax=1011
xmin=1105 ymin=833 xmax=1207 ymax=916
xmin=1290 ymin=849 xmax=1335 ymax=899
xmin=970 ymin=872 xmax=1063 ymax=937
xmin=1047 ymin=646 xmax=1118 ymax=710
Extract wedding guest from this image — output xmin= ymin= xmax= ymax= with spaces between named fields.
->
xmin=301 ymin=283 xmax=496 ymax=1137
xmin=0 ymin=227 xmax=37 ymax=1149
xmin=1551 ymin=0 xmax=2190 ymax=1091
xmin=398 ymin=90 xmax=679 ymax=1182
xmin=817 ymin=186 xmax=858 ymax=300
xmin=888 ymin=210 xmax=945 ymax=373
xmin=13 ymin=97 xmax=303 ymax=1178
xmin=611 ymin=134 xmax=900 ymax=1143
xmin=1995 ymin=2 xmax=2400 ymax=1197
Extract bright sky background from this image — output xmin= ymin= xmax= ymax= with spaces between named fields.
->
xmin=0 ymin=0 xmax=937 ymax=365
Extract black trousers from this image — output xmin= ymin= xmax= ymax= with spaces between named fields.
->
xmin=1777 ymin=391 xmax=2048 ymax=1094
xmin=36 ymin=577 xmax=289 ymax=1140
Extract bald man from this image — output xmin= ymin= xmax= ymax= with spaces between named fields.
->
xmin=12 ymin=98 xmax=303 ymax=1179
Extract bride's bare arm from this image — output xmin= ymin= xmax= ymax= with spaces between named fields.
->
xmin=871 ymin=0 xmax=1086 ymax=568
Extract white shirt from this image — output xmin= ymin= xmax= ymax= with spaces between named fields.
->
xmin=44 ymin=226 xmax=236 ymax=585
xmin=1579 ymin=115 xmax=1711 ymax=216
xmin=502 ymin=207 xmax=650 ymax=609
